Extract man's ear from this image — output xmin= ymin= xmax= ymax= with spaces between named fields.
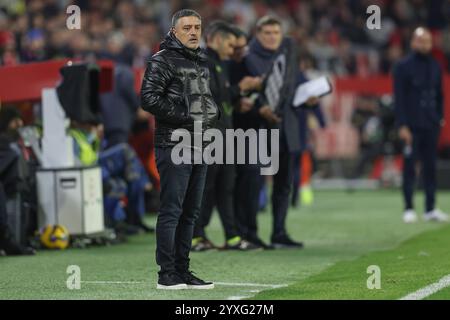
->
xmin=170 ymin=27 xmax=176 ymax=35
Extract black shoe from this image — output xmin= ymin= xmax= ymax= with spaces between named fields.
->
xmin=157 ymin=272 xmax=188 ymax=290
xmin=0 ymin=226 xmax=36 ymax=256
xmin=223 ymin=239 xmax=262 ymax=251
xmin=191 ymin=237 xmax=216 ymax=252
xmin=114 ymin=222 xmax=140 ymax=236
xmin=131 ymin=214 xmax=155 ymax=233
xmin=178 ymin=271 xmax=214 ymax=289
xmin=247 ymin=237 xmax=273 ymax=250
xmin=104 ymin=228 xmax=128 ymax=244
xmin=271 ymin=235 xmax=304 ymax=249
xmin=137 ymin=221 xmax=155 ymax=233
xmin=1 ymin=242 xmax=36 ymax=256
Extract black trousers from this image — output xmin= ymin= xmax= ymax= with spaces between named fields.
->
xmin=194 ymin=163 xmax=239 ymax=241
xmin=234 ymin=136 xmax=294 ymax=242
xmin=403 ymin=128 xmax=439 ymax=212
xmin=234 ymin=164 xmax=262 ymax=241
xmin=291 ymin=152 xmax=302 ymax=206
xmin=155 ymin=147 xmax=207 ymax=275
xmin=271 ymin=149 xmax=294 ymax=240
xmin=0 ymin=182 xmax=7 ymax=227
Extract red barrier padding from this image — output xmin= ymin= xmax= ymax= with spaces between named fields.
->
xmin=0 ymin=59 xmax=114 ymax=103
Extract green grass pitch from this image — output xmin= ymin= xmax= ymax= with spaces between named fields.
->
xmin=1 ymin=190 xmax=450 ymax=300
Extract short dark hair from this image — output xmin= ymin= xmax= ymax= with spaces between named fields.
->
xmin=230 ymin=26 xmax=247 ymax=40
xmin=171 ymin=9 xmax=201 ymax=27
xmin=205 ymin=20 xmax=235 ymax=41
xmin=255 ymin=15 xmax=281 ymax=32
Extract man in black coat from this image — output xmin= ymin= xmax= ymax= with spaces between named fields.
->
xmin=242 ymin=16 xmax=302 ymax=249
xmin=244 ymin=16 xmax=319 ymax=248
xmin=99 ymin=32 xmax=140 ymax=148
xmin=0 ymin=181 xmax=34 ymax=256
xmin=393 ymin=27 xmax=448 ymax=223
xmin=100 ymin=63 xmax=139 ymax=147
xmin=0 ymin=107 xmax=35 ymax=256
xmin=141 ymin=9 xmax=217 ymax=290
xmin=192 ymin=21 xmax=260 ymax=251
xmin=227 ymin=29 xmax=267 ymax=248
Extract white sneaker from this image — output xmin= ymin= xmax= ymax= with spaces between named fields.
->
xmin=424 ymin=209 xmax=449 ymax=222
xmin=403 ymin=209 xmax=418 ymax=223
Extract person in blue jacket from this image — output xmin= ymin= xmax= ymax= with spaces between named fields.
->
xmin=393 ymin=27 xmax=448 ymax=223
xmin=291 ymin=68 xmax=326 ymax=208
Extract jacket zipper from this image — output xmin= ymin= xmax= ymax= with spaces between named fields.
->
xmin=195 ymin=60 xmax=207 ymax=126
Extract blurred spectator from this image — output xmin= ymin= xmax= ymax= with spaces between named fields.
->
xmin=350 ymin=96 xmax=384 ymax=179
xmin=0 ymin=180 xmax=35 ymax=256
xmin=0 ymin=0 xmax=448 ymax=74
xmin=0 ymin=106 xmax=36 ymax=256
xmin=68 ymin=121 xmax=154 ymax=235
xmin=100 ymin=32 xmax=140 ymax=148
xmin=394 ymin=27 xmax=447 ymax=223
xmin=291 ymin=55 xmax=326 ymax=207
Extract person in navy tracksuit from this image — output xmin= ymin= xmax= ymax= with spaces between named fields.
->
xmin=393 ymin=27 xmax=447 ymax=223
xmin=291 ymin=71 xmax=326 ymax=207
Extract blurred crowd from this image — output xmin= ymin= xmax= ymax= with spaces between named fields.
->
xmin=1 ymin=1 xmax=449 ymax=256
xmin=1 ymin=0 xmax=450 ymax=74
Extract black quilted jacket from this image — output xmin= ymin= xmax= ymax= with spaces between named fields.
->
xmin=140 ymin=32 xmax=219 ymax=147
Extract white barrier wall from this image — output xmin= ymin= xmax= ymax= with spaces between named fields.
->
xmin=41 ymin=88 xmax=74 ymax=168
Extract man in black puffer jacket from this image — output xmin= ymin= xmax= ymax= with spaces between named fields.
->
xmin=140 ymin=9 xmax=217 ymax=290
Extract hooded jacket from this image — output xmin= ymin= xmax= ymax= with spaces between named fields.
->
xmin=140 ymin=32 xmax=219 ymax=148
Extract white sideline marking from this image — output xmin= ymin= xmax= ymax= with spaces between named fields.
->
xmin=80 ymin=280 xmax=287 ymax=300
xmin=228 ymin=296 xmax=252 ymax=300
xmin=215 ymin=282 xmax=287 ymax=288
xmin=80 ymin=280 xmax=287 ymax=288
xmin=400 ymin=274 xmax=450 ymax=300
xmin=81 ymin=281 xmax=145 ymax=284
xmin=215 ymin=282 xmax=287 ymax=300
